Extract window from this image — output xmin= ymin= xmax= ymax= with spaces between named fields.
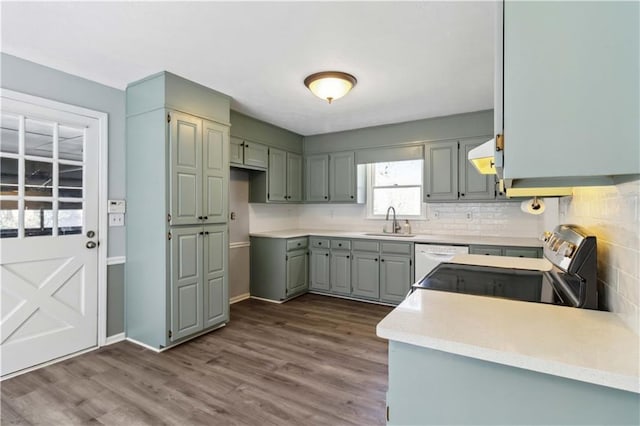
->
xmin=367 ymin=159 xmax=425 ymax=219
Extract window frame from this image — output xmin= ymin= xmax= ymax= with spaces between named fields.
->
xmin=365 ymin=160 xmax=427 ymax=220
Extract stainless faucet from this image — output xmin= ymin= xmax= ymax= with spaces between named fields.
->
xmin=385 ymin=206 xmax=401 ymax=234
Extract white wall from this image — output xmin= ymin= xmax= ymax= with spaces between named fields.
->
xmin=558 ymin=179 xmax=640 ymax=335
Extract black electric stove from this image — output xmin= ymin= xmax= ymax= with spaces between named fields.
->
xmin=412 ymin=225 xmax=598 ymax=309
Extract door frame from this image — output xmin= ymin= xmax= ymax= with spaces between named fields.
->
xmin=1 ymin=88 xmax=110 ymax=347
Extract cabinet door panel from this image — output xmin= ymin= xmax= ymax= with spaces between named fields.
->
xmin=287 ymin=152 xmax=302 ymax=202
xmin=459 ymin=139 xmax=495 ymax=201
xmin=330 ymin=152 xmax=356 ymax=202
xmin=351 ymin=252 xmax=380 ymax=299
xmin=170 ymin=112 xmax=202 ymax=225
xmin=305 ymin=155 xmax=329 ymax=202
xmin=424 ymin=141 xmax=458 ymax=201
xmin=171 ymin=226 xmax=203 ymax=340
xmin=330 ymin=251 xmax=351 ymax=295
xmin=310 ymin=249 xmax=330 ymax=291
xmin=204 ymin=224 xmax=228 ymax=328
xmin=244 ymin=142 xmax=268 ymax=169
xmin=380 ymin=255 xmax=411 ymax=303
xmin=230 ymin=136 xmax=243 ymax=165
xmin=203 ymin=120 xmax=229 ymax=223
xmin=268 ymin=148 xmax=287 ymax=201
xmin=287 ymin=249 xmax=308 ymax=296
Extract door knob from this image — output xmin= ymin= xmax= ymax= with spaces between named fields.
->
xmin=86 ymin=241 xmax=97 ymax=249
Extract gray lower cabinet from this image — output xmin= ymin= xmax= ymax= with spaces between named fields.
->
xmin=351 ymin=251 xmax=380 ymax=299
xmin=470 ymin=245 xmax=542 ymax=258
xmin=380 ymin=255 xmax=412 ymax=303
xmin=250 ymin=236 xmax=308 ymax=301
xmin=330 ymin=250 xmax=351 ymax=295
xmin=310 ymin=248 xmax=330 ymax=291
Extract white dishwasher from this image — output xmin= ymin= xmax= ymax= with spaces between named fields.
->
xmin=414 ymin=244 xmax=469 ymax=281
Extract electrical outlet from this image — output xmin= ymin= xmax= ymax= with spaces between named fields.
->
xmin=433 ymin=211 xmax=440 ymax=220
xmin=466 ymin=212 xmax=473 ymax=221
xmin=109 ymin=213 xmax=125 ymax=227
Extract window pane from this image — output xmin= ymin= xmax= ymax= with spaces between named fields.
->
xmin=25 ymin=160 xmax=53 ymax=197
xmin=372 ymin=187 xmax=422 ymax=216
xmin=59 ymin=126 xmax=84 ymax=161
xmin=1 ymin=157 xmax=19 ymax=195
xmin=58 ymin=202 xmax=83 ymax=235
xmin=25 ymin=119 xmax=54 ymax=158
xmin=0 ymin=114 xmax=20 ymax=154
xmin=25 ymin=201 xmax=53 ymax=237
xmin=373 ymin=160 xmax=422 ymax=186
xmin=0 ymin=201 xmax=18 ymax=238
xmin=59 ymin=164 xmax=83 ymax=198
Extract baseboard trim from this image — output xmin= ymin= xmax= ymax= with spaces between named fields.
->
xmin=104 ymin=332 xmax=125 ymax=345
xmin=249 ymin=296 xmax=284 ymax=304
xmin=1 ymin=346 xmax=97 ymax=381
xmin=230 ymin=293 xmax=251 ymax=304
xmin=126 ymin=322 xmax=228 ymax=353
xmin=229 ymin=241 xmax=250 ymax=249
xmin=126 ymin=337 xmax=165 ymax=353
xmin=107 ymin=256 xmax=126 ymax=266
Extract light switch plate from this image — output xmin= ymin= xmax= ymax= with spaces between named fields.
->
xmin=108 ymin=199 xmax=126 ymax=213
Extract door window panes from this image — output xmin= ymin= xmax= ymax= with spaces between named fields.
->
xmin=1 ymin=157 xmax=19 ymax=195
xmin=59 ymin=126 xmax=84 ymax=161
xmin=25 ymin=160 xmax=53 ymax=197
xmin=0 ymin=200 xmax=18 ymax=238
xmin=58 ymin=202 xmax=83 ymax=235
xmin=0 ymin=114 xmax=19 ymax=154
xmin=25 ymin=119 xmax=54 ymax=158
xmin=58 ymin=164 xmax=83 ymax=198
xmin=24 ymin=201 xmax=53 ymax=237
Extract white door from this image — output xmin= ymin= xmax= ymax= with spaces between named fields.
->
xmin=0 ymin=95 xmax=100 ymax=377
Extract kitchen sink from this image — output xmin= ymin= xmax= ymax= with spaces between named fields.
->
xmin=364 ymin=233 xmax=416 ymax=238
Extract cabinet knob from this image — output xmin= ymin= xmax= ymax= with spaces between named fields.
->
xmin=203 ymin=216 xmax=208 ymax=220
xmin=338 ymin=243 xmax=342 ymax=247
xmin=325 ymin=253 xmax=329 ymax=257
xmin=426 ymin=194 xmax=431 ymax=198
xmin=245 ymin=144 xmax=249 ymax=148
xmin=350 ymin=195 xmax=354 ymax=199
xmin=346 ymin=255 xmax=350 ymax=259
xmin=374 ymin=258 xmax=378 ymax=262
xmin=199 ymin=231 xmax=204 ymax=235
xmin=198 ymin=216 xmax=203 ymax=220
xmin=324 ymin=196 xmax=328 ymax=200
xmin=381 ymin=259 xmax=385 ymax=262
xmin=297 ymin=243 xmax=301 ymax=246
xmin=460 ymin=193 xmax=465 ymax=197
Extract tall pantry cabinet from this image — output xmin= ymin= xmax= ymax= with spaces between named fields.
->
xmin=125 ymin=72 xmax=231 ymax=350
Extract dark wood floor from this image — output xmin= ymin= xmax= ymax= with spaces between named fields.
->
xmin=1 ymin=294 xmax=393 ymax=425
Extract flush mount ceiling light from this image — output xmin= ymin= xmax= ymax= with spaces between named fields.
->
xmin=304 ymin=71 xmax=357 ymax=104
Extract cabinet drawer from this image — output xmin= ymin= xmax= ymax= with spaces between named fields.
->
xmin=504 ymin=247 xmax=541 ymax=258
xmin=353 ymin=240 xmax=380 ymax=252
xmin=381 ymin=242 xmax=412 ymax=255
xmin=331 ymin=239 xmax=351 ymax=250
xmin=286 ymin=238 xmax=308 ymax=251
xmin=310 ymin=238 xmax=330 ymax=249
xmin=469 ymin=246 xmax=503 ymax=256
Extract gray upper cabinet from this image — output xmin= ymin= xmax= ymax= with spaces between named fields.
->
xmin=470 ymin=245 xmax=542 ymax=259
xmin=329 ymin=152 xmax=356 ymax=202
xmin=169 ymin=112 xmax=229 ymax=225
xmin=230 ymin=136 xmax=268 ymax=170
xmin=286 ymin=152 xmax=302 ymax=202
xmin=268 ymin=148 xmax=287 ymax=202
xmin=495 ymin=1 xmax=639 ymax=185
xmin=305 ymin=154 xmax=329 ymax=202
xmin=125 ymin=72 xmax=230 ymax=350
xmin=459 ymin=139 xmax=495 ymax=201
xmin=424 ymin=141 xmax=458 ymax=201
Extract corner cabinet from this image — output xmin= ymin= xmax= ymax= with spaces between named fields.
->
xmin=250 ymin=236 xmax=308 ymax=301
xmin=125 ymin=72 xmax=230 ymax=350
xmin=249 ymin=147 xmax=302 ymax=203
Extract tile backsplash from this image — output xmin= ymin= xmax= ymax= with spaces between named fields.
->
xmin=559 ymin=179 xmax=640 ymax=335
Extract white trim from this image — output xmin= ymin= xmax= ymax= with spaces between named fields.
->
xmin=365 ymin=161 xmax=427 ymax=220
xmin=230 ymin=293 xmax=251 ymax=304
xmin=250 ymin=296 xmax=284 ymax=304
xmin=229 ymin=241 xmax=251 ymax=249
xmin=107 ymin=256 xmax=127 ymax=266
xmin=104 ymin=332 xmax=125 ymax=345
xmin=0 ymin=346 xmax=97 ymax=381
xmin=1 ymin=89 xmax=110 ymax=350
xmin=126 ymin=337 xmax=165 ymax=353
xmin=126 ymin=323 xmax=227 ymax=352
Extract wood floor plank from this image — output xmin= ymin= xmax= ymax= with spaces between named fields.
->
xmin=1 ymin=294 xmax=392 ymax=425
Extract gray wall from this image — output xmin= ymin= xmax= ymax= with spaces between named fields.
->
xmin=304 ymin=109 xmax=493 ymax=154
xmin=228 ymin=168 xmax=250 ymax=299
xmin=231 ymin=110 xmax=303 ymax=153
xmin=1 ymin=53 xmax=127 ymax=257
xmin=107 ymin=264 xmax=124 ymax=336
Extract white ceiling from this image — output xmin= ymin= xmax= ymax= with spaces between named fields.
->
xmin=1 ymin=1 xmax=495 ymax=136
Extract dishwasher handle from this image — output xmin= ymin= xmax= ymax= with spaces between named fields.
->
xmin=418 ymin=251 xmax=457 ymax=261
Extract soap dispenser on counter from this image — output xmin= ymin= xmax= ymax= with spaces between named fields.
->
xmin=403 ymin=220 xmax=412 ymax=235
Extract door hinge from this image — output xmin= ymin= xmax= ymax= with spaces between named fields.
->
xmin=410 ymin=259 xmax=412 ymax=266
xmin=167 ymin=213 xmax=172 ymax=222
xmin=285 ymin=255 xmax=288 ymax=261
xmin=386 ymin=406 xmax=390 ymax=422
xmin=167 ymin=113 xmax=171 ymax=123
xmin=168 ymin=330 xmax=172 ymax=338
xmin=267 ymin=193 xmax=270 ymax=199
xmin=168 ymin=232 xmax=172 ymax=240
xmin=496 ymin=133 xmax=504 ymax=151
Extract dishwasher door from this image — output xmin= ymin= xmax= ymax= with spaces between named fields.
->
xmin=414 ymin=244 xmax=469 ymax=281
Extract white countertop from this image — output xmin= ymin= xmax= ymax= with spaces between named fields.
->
xmin=249 ymin=229 xmax=543 ymax=248
xmin=377 ymin=289 xmax=640 ymax=394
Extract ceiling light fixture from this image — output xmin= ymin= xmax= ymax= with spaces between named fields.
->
xmin=304 ymin=71 xmax=357 ymax=104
